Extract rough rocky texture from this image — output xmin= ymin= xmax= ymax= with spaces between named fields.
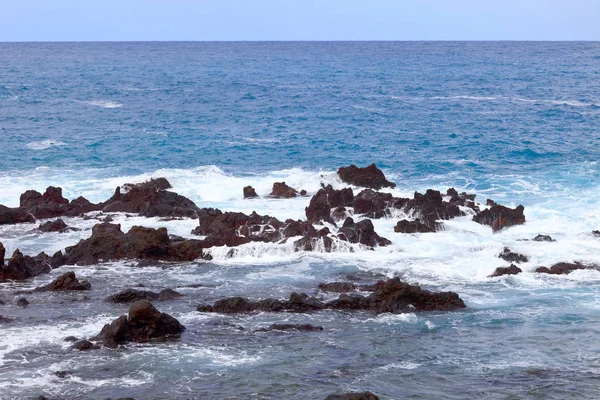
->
xmin=0 ymin=241 xmax=4 ymax=266
xmin=270 ymin=182 xmax=298 ymax=198
xmin=62 ymin=223 xmax=211 ymax=265
xmin=197 ymin=278 xmax=466 ymax=314
xmin=353 ymin=189 xmax=395 ymax=219
xmin=0 ymin=205 xmax=36 ymax=225
xmin=19 ymin=186 xmax=98 ymax=220
xmin=254 ymin=323 xmax=324 ymax=332
xmin=34 ymin=272 xmax=91 ymax=292
xmin=72 ymin=340 xmax=99 ymax=351
xmin=535 ymin=262 xmax=595 ymax=275
xmin=0 ymin=249 xmax=54 ymax=281
xmin=337 ymin=164 xmax=396 ymax=190
xmin=17 ymin=297 xmax=29 ymax=307
xmin=38 ymin=219 xmax=69 ymax=233
xmin=532 ymin=234 xmax=555 ymax=242
xmin=498 ymin=247 xmax=529 ymax=263
xmin=318 ymin=282 xmax=357 ymax=293
xmin=106 ymin=288 xmax=182 ymax=303
xmin=337 ymin=217 xmax=391 ymax=247
xmin=394 ymin=219 xmax=435 ymax=233
xmin=324 ymin=392 xmax=380 ymax=400
xmin=473 ymin=204 xmax=525 ymax=231
xmin=243 ymin=186 xmax=258 ymax=198
xmin=489 ymin=264 xmax=523 ymax=278
xmin=94 ymin=300 xmax=185 ymax=348
xmin=305 ymin=185 xmax=354 ymax=224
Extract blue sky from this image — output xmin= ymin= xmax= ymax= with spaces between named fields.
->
xmin=0 ymin=0 xmax=598 ymax=41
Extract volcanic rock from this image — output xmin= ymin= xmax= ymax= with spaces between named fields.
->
xmin=270 ymin=182 xmax=298 ymax=198
xmin=353 ymin=189 xmax=395 ymax=219
xmin=489 ymin=264 xmax=523 ymax=278
xmin=94 ymin=300 xmax=185 ymax=348
xmin=72 ymin=340 xmax=99 ymax=351
xmin=305 ymin=185 xmax=354 ymax=224
xmin=0 ymin=205 xmax=36 ymax=225
xmin=17 ymin=297 xmax=29 ymax=307
xmin=34 ymin=272 xmax=91 ymax=292
xmin=243 ymin=186 xmax=258 ymax=198
xmin=498 ymin=247 xmax=529 ymax=263
xmin=0 ymin=241 xmax=4 ymax=266
xmin=535 ymin=262 xmax=595 ymax=275
xmin=394 ymin=219 xmax=435 ymax=233
xmin=158 ymin=288 xmax=183 ymax=301
xmin=337 ymin=164 xmax=395 ymax=190
xmin=38 ymin=219 xmax=69 ymax=233
xmin=532 ymin=234 xmax=555 ymax=242
xmin=318 ymin=282 xmax=357 ymax=293
xmin=1 ymin=249 xmax=53 ymax=281
xmin=255 ymin=323 xmax=324 ymax=332
xmin=324 ymin=392 xmax=380 ymax=400
xmin=473 ymin=204 xmax=525 ymax=231
xmin=337 ymin=217 xmax=391 ymax=247
xmin=106 ymin=289 xmax=159 ymax=303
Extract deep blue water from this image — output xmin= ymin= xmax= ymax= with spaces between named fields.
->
xmin=2 ymin=42 xmax=600 ymax=400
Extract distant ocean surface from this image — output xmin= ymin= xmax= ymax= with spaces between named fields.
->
xmin=2 ymin=42 xmax=600 ymax=399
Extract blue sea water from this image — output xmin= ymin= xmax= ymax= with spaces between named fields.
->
xmin=1 ymin=42 xmax=600 ymax=399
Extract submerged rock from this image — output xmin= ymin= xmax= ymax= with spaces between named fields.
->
xmin=489 ymin=264 xmax=523 ymax=278
xmin=197 ymin=278 xmax=466 ymax=314
xmin=498 ymin=247 xmax=529 ymax=263
xmin=473 ymin=204 xmax=525 ymax=231
xmin=34 ymin=272 xmax=91 ymax=292
xmin=72 ymin=340 xmax=99 ymax=351
xmin=16 ymin=297 xmax=29 ymax=308
xmin=254 ymin=323 xmax=324 ymax=332
xmin=324 ymin=392 xmax=380 ymax=400
xmin=94 ymin=300 xmax=185 ymax=348
xmin=337 ymin=163 xmax=395 ymax=190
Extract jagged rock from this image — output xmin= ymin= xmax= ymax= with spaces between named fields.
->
xmin=270 ymin=182 xmax=298 ymax=198
xmin=38 ymin=219 xmax=69 ymax=233
xmin=325 ymin=392 xmax=380 ymax=400
xmin=593 ymin=230 xmax=600 ymax=237
xmin=72 ymin=340 xmax=98 ymax=351
xmin=17 ymin=297 xmax=29 ymax=307
xmin=305 ymin=185 xmax=354 ymax=224
xmin=0 ymin=205 xmax=36 ymax=225
xmin=243 ymin=186 xmax=258 ymax=198
xmin=34 ymin=272 xmax=91 ymax=292
xmin=331 ymin=207 xmax=350 ymax=222
xmin=254 ymin=323 xmax=324 ymax=332
xmin=473 ymin=204 xmax=525 ymax=231
xmin=197 ymin=278 xmax=466 ymax=314
xmin=532 ymin=234 xmax=555 ymax=242
xmin=394 ymin=219 xmax=435 ymax=233
xmin=337 ymin=217 xmax=391 ymax=247
xmin=94 ymin=300 xmax=185 ymax=348
xmin=318 ymin=282 xmax=357 ymax=293
xmin=535 ymin=262 xmax=595 ymax=275
xmin=353 ymin=189 xmax=395 ymax=219
xmin=446 ymin=188 xmax=479 ymax=212
xmin=498 ymin=247 xmax=528 ymax=263
xmin=489 ymin=264 xmax=523 ymax=277
xmin=62 ymin=223 xmax=211 ymax=265
xmin=102 ymin=179 xmax=199 ymax=218
xmin=0 ymin=249 xmax=52 ymax=281
xmin=20 ymin=187 xmax=98 ymax=219
xmin=337 ymin=164 xmax=395 ymax=190
xmin=293 ymin=231 xmax=334 ymax=252
xmin=122 ymin=177 xmax=172 ymax=191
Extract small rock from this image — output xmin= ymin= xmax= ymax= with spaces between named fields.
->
xmin=158 ymin=288 xmax=183 ymax=301
xmin=63 ymin=336 xmax=79 ymax=342
xmin=17 ymin=297 xmax=29 ymax=307
xmin=243 ymin=186 xmax=258 ymax=198
xmin=532 ymin=234 xmax=555 ymax=242
xmin=72 ymin=340 xmax=98 ymax=351
xmin=270 ymin=182 xmax=298 ymax=198
xmin=54 ymin=371 xmax=70 ymax=378
xmin=34 ymin=272 xmax=91 ymax=292
xmin=498 ymin=247 xmax=528 ymax=263
xmin=489 ymin=264 xmax=523 ymax=277
xmin=325 ymin=392 xmax=380 ymax=400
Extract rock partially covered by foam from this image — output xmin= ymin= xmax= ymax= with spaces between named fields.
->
xmin=34 ymin=272 xmax=91 ymax=292
xmin=305 ymin=185 xmax=354 ymax=224
xmin=337 ymin=163 xmax=396 ymax=190
xmin=270 ymin=182 xmax=299 ymax=198
xmin=473 ymin=203 xmax=525 ymax=231
xmin=94 ymin=300 xmax=185 ymax=348
xmin=535 ymin=262 xmax=596 ymax=275
xmin=0 ymin=249 xmax=54 ymax=282
xmin=488 ymin=264 xmax=522 ymax=278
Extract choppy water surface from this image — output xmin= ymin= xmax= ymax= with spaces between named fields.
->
xmin=1 ymin=42 xmax=600 ymax=399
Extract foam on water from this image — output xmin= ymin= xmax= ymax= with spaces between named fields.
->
xmin=25 ymin=140 xmax=67 ymax=151
xmin=84 ymin=100 xmax=123 ymax=108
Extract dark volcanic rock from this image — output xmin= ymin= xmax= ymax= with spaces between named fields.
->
xmin=0 ymin=315 xmax=13 ymax=323
xmin=473 ymin=204 xmax=525 ymax=231
xmin=255 ymin=323 xmax=324 ymax=332
xmin=394 ymin=219 xmax=435 ymax=233
xmin=243 ymin=186 xmax=258 ymax=198
xmin=405 ymin=189 xmax=463 ymax=230
xmin=17 ymin=297 xmax=30 ymax=307
xmin=353 ymin=189 xmax=395 ymax=219
xmin=62 ymin=223 xmax=210 ymax=265
xmin=535 ymin=262 xmax=595 ymax=275
xmin=94 ymin=300 xmax=185 ymax=348
xmin=532 ymin=234 xmax=555 ymax=242
xmin=270 ymin=182 xmax=298 ymax=198
xmin=158 ymin=288 xmax=183 ymax=301
xmin=324 ymin=392 xmax=380 ymax=400
xmin=34 ymin=272 xmax=91 ymax=292
xmin=106 ymin=289 xmax=159 ymax=303
xmin=337 ymin=164 xmax=395 ymax=190
xmin=498 ymin=247 xmax=529 ymax=263
xmin=318 ymin=282 xmax=357 ymax=293
xmin=337 ymin=217 xmax=391 ymax=247
xmin=1 ymin=249 xmax=52 ymax=281
xmin=489 ymin=264 xmax=523 ymax=278
xmin=122 ymin=177 xmax=172 ymax=191
xmin=0 ymin=241 xmax=4 ymax=266
xmin=72 ymin=340 xmax=98 ymax=351
xmin=20 ymin=187 xmax=98 ymax=220
xmin=0 ymin=205 xmax=36 ymax=225
xmin=197 ymin=278 xmax=466 ymax=314
xmin=38 ymin=219 xmax=69 ymax=233
xmin=305 ymin=185 xmax=354 ymax=224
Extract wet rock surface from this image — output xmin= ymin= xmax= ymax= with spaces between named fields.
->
xmin=498 ymin=247 xmax=529 ymax=263
xmin=270 ymin=182 xmax=299 ymax=198
xmin=473 ymin=204 xmax=525 ymax=231
xmin=254 ymin=323 xmax=324 ymax=332
xmin=535 ymin=262 xmax=596 ymax=275
xmin=324 ymin=391 xmax=380 ymax=400
xmin=337 ymin=217 xmax=391 ymax=247
xmin=394 ymin=219 xmax=435 ymax=233
xmin=0 ymin=249 xmax=54 ymax=282
xmin=337 ymin=163 xmax=395 ymax=190
xmin=489 ymin=264 xmax=523 ymax=278
xmin=34 ymin=272 xmax=91 ymax=292
xmin=106 ymin=288 xmax=183 ymax=303
xmin=38 ymin=219 xmax=70 ymax=233
xmin=243 ymin=186 xmax=258 ymax=198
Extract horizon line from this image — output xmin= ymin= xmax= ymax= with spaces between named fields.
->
xmin=1 ymin=39 xmax=600 ymax=43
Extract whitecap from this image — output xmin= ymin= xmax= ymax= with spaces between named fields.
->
xmin=85 ymin=100 xmax=123 ymax=109
xmin=25 ymin=140 xmax=67 ymax=150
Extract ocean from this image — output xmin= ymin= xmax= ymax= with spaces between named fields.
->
xmin=1 ymin=41 xmax=600 ymax=399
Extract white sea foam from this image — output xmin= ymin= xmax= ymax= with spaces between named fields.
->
xmin=85 ymin=100 xmax=123 ymax=108
xmin=25 ymin=140 xmax=67 ymax=150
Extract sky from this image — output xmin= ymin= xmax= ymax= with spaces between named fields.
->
xmin=0 ymin=0 xmax=599 ymax=41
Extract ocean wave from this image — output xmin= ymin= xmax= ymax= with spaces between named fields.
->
xmin=426 ymin=95 xmax=598 ymax=108
xmin=25 ymin=139 xmax=67 ymax=150
xmin=85 ymin=100 xmax=123 ymax=109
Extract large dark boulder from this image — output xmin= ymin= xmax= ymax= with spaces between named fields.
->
xmin=325 ymin=392 xmax=380 ymax=400
xmin=0 ymin=249 xmax=52 ymax=281
xmin=305 ymin=185 xmax=354 ymax=224
xmin=94 ymin=300 xmax=185 ymax=348
xmin=270 ymin=182 xmax=298 ymax=198
xmin=38 ymin=219 xmax=69 ymax=233
xmin=0 ymin=205 xmax=36 ymax=225
xmin=20 ymin=187 xmax=98 ymax=219
xmin=353 ymin=189 xmax=396 ymax=219
xmin=102 ymin=179 xmax=199 ymax=218
xmin=106 ymin=288 xmax=182 ymax=303
xmin=489 ymin=264 xmax=523 ymax=278
xmin=318 ymin=282 xmax=357 ymax=293
xmin=337 ymin=164 xmax=395 ymax=190
xmin=337 ymin=217 xmax=391 ymax=247
xmin=394 ymin=219 xmax=435 ymax=233
xmin=243 ymin=186 xmax=258 ymax=198
xmin=34 ymin=272 xmax=91 ymax=291
xmin=0 ymin=241 xmax=4 ymax=266
xmin=473 ymin=204 xmax=525 ymax=231
xmin=535 ymin=262 xmax=595 ymax=275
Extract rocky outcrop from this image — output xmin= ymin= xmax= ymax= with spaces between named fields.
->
xmin=38 ymin=219 xmax=69 ymax=233
xmin=94 ymin=300 xmax=185 ymax=348
xmin=337 ymin=164 xmax=395 ymax=190
xmin=473 ymin=204 xmax=525 ymax=231
xmin=353 ymin=190 xmax=395 ymax=219
xmin=254 ymin=324 xmax=324 ymax=333
xmin=33 ymin=272 xmax=91 ymax=292
xmin=270 ymin=182 xmax=299 ymax=198
xmin=325 ymin=392 xmax=380 ymax=400
xmin=337 ymin=218 xmax=391 ymax=247
xmin=318 ymin=282 xmax=357 ymax=293
xmin=394 ymin=219 xmax=434 ymax=233
xmin=535 ymin=262 xmax=596 ymax=275
xmin=62 ymin=223 xmax=211 ymax=265
xmin=305 ymin=185 xmax=354 ymax=224
xmin=0 ymin=249 xmax=55 ymax=281
xmin=0 ymin=241 xmax=5 ymax=267
xmin=19 ymin=186 xmax=98 ymax=220
xmin=498 ymin=247 xmax=528 ymax=263
xmin=489 ymin=264 xmax=522 ymax=278
xmin=197 ymin=278 xmax=466 ymax=314
xmin=0 ymin=205 xmax=36 ymax=225
xmin=243 ymin=186 xmax=258 ymax=198
xmin=106 ymin=288 xmax=182 ymax=303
